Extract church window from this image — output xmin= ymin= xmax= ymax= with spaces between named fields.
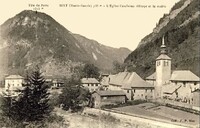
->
xmin=157 ymin=61 xmax=160 ymax=66
xmin=127 ymin=90 xmax=129 ymax=93
xmin=166 ymin=61 xmax=169 ymax=66
xmin=134 ymin=89 xmax=136 ymax=93
xmin=194 ymin=82 xmax=197 ymax=85
xmin=145 ymin=89 xmax=147 ymax=92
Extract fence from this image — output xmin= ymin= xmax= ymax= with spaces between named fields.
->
xmin=152 ymin=99 xmax=200 ymax=111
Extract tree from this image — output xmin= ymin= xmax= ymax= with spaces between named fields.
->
xmin=112 ymin=61 xmax=125 ymax=74
xmin=1 ymin=68 xmax=52 ymax=122
xmin=82 ymin=63 xmax=100 ymax=79
xmin=59 ymin=78 xmax=91 ymax=112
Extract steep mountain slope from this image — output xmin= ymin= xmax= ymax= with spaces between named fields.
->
xmin=0 ymin=10 xmax=131 ymax=79
xmin=72 ymin=34 xmax=131 ymax=71
xmin=124 ymin=0 xmax=200 ymax=78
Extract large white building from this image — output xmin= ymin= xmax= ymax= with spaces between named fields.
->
xmin=5 ymin=75 xmax=24 ymax=91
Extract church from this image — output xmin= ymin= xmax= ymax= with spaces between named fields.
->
xmin=145 ymin=37 xmax=200 ymax=104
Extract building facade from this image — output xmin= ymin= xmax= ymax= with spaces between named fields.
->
xmin=5 ymin=75 xmax=24 ymax=91
xmin=108 ymin=72 xmax=154 ymax=101
xmin=81 ymin=78 xmax=100 ymax=92
xmin=146 ymin=37 xmax=200 ymax=105
xmin=92 ymin=90 xmax=126 ymax=108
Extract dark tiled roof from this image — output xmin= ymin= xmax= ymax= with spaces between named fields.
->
xmin=94 ymin=90 xmax=126 ymax=96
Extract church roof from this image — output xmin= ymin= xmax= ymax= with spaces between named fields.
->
xmin=5 ymin=75 xmax=24 ymax=79
xmin=170 ymin=70 xmax=200 ymax=82
xmin=109 ymin=72 xmax=154 ymax=89
xmin=146 ymin=72 xmax=156 ymax=80
xmin=81 ymin=78 xmax=99 ymax=84
xmin=156 ymin=54 xmax=171 ymax=60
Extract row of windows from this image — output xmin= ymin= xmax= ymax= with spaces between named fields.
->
xmin=174 ymin=81 xmax=198 ymax=86
xmin=7 ymin=84 xmax=21 ymax=87
xmin=127 ymin=89 xmax=153 ymax=93
xmin=157 ymin=61 xmax=169 ymax=66
xmin=87 ymin=83 xmax=99 ymax=87
xmin=90 ymin=88 xmax=98 ymax=92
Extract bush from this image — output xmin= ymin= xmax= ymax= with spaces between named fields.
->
xmin=49 ymin=91 xmax=60 ymax=107
xmin=99 ymin=113 xmax=120 ymax=123
xmin=59 ymin=78 xmax=91 ymax=112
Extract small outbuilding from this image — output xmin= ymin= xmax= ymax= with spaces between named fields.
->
xmin=92 ymin=90 xmax=126 ymax=108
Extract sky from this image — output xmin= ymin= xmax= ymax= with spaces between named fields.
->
xmin=0 ymin=0 xmax=179 ymax=50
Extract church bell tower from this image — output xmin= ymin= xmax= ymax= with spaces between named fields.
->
xmin=155 ymin=36 xmax=171 ymax=98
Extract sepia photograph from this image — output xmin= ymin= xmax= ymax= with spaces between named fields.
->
xmin=0 ymin=0 xmax=199 ymax=127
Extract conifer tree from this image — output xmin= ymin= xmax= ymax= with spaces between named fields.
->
xmin=1 ymin=68 xmax=52 ymax=122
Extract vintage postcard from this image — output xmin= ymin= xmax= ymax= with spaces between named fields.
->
xmin=0 ymin=0 xmax=199 ymax=128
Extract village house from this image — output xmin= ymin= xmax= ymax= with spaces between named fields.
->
xmin=4 ymin=75 xmax=25 ymax=96
xmin=44 ymin=75 xmax=65 ymax=89
xmin=109 ymin=72 xmax=154 ymax=100
xmin=81 ymin=78 xmax=100 ymax=92
xmin=145 ymin=37 xmax=200 ymax=104
xmin=92 ymin=90 xmax=126 ymax=108
xmin=5 ymin=75 xmax=24 ymax=91
xmin=52 ymin=79 xmax=64 ymax=88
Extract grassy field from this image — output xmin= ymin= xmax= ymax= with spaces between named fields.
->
xmin=55 ymin=107 xmax=162 ymax=128
xmin=113 ymin=102 xmax=200 ymax=125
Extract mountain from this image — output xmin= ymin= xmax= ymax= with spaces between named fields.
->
xmin=124 ymin=0 xmax=200 ymax=78
xmin=72 ymin=34 xmax=131 ymax=70
xmin=0 ymin=10 xmax=131 ymax=79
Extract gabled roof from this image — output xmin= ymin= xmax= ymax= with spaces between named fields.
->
xmin=170 ymin=70 xmax=200 ymax=82
xmin=93 ymin=90 xmax=126 ymax=96
xmin=5 ymin=75 xmax=24 ymax=79
xmin=156 ymin=54 xmax=171 ymax=60
xmin=146 ymin=72 xmax=156 ymax=80
xmin=162 ymin=84 xmax=181 ymax=94
xmin=81 ymin=78 xmax=99 ymax=84
xmin=109 ymin=72 xmax=154 ymax=89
